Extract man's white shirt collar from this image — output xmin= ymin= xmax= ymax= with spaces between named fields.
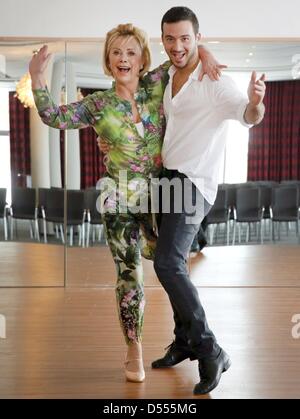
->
xmin=167 ymin=61 xmax=203 ymax=81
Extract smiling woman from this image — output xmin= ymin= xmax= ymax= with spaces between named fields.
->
xmin=29 ymin=23 xmax=170 ymax=385
xmin=103 ymin=23 xmax=151 ymax=79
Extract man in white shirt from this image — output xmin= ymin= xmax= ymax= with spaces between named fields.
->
xmin=152 ymin=6 xmax=266 ymax=395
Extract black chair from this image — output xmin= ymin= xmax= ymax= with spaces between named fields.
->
xmin=280 ymin=180 xmax=300 ymax=185
xmin=37 ymin=188 xmax=50 ymax=243
xmin=206 ymin=189 xmax=231 ymax=245
xmin=0 ymin=188 xmax=8 ymax=241
xmin=221 ymin=184 xmax=237 ymax=220
xmin=42 ymin=188 xmax=64 ymax=244
xmin=232 ymin=188 xmax=264 ymax=244
xmin=84 ymin=189 xmax=104 ymax=247
xmin=256 ymin=181 xmax=279 ymax=187
xmin=270 ymin=186 xmax=300 ymax=242
xmin=42 ymin=189 xmax=86 ymax=246
xmin=259 ymin=186 xmax=272 ymax=217
xmin=10 ymin=188 xmax=39 ymax=241
xmin=280 ymin=181 xmax=300 ymax=206
xmin=66 ymin=190 xmax=86 ymax=247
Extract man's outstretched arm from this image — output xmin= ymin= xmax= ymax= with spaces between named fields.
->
xmin=244 ymin=71 xmax=266 ymax=125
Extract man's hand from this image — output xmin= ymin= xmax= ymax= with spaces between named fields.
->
xmin=198 ymin=45 xmax=228 ymax=81
xmin=248 ymin=71 xmax=266 ymax=106
xmin=244 ymin=71 xmax=266 ymax=125
xmin=97 ymin=136 xmax=110 ymax=154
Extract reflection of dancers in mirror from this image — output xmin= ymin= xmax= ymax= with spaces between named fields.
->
xmin=29 ymin=24 xmax=223 ymax=384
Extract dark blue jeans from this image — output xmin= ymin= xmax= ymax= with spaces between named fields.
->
xmin=154 ymin=169 xmax=220 ymax=359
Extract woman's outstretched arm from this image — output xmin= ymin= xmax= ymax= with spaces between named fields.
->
xmin=29 ymin=45 xmax=98 ymax=130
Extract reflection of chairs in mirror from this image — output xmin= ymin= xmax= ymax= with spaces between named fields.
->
xmin=10 ymin=188 xmax=39 ymax=241
xmin=2 ymin=187 xmax=104 ymax=247
xmin=84 ymin=188 xmax=104 ymax=247
xmin=66 ymin=190 xmax=86 ymax=247
xmin=39 ymin=188 xmax=104 ymax=247
xmin=270 ymin=185 xmax=300 ymax=242
xmin=0 ymin=188 xmax=9 ymax=241
xmin=232 ymin=187 xmax=264 ymax=245
xmin=205 ymin=181 xmax=300 ymax=246
xmin=206 ymin=188 xmax=231 ymax=246
xmin=40 ymin=188 xmax=86 ymax=247
xmin=39 ymin=188 xmax=64 ymax=244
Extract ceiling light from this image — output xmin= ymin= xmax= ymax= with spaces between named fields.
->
xmin=15 ymin=72 xmax=35 ymax=108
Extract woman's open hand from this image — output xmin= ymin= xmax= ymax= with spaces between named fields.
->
xmin=29 ymin=45 xmax=52 ymax=89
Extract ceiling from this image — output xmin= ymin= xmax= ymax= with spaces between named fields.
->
xmin=0 ymin=40 xmax=300 ymax=89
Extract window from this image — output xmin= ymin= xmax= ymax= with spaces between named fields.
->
xmin=218 ymin=72 xmax=251 ymax=184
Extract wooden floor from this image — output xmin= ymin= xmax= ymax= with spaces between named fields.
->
xmin=0 ymin=242 xmax=64 ymax=287
xmin=0 ymin=243 xmax=300 ymax=398
xmin=66 ymin=244 xmax=300 ymax=288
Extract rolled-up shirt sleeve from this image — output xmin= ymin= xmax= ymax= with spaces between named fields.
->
xmin=212 ymin=75 xmax=253 ymax=128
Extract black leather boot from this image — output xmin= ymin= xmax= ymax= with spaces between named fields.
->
xmin=152 ymin=341 xmax=197 ymax=369
xmin=193 ymin=349 xmax=231 ymax=395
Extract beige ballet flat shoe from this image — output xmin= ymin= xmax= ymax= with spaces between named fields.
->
xmin=124 ymin=358 xmax=145 ymax=383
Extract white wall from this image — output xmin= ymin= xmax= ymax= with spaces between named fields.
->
xmin=1 ymin=0 xmax=300 ymax=38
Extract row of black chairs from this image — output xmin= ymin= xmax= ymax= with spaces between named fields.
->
xmin=0 ymin=187 xmax=103 ymax=246
xmin=206 ymin=182 xmax=300 ymax=245
xmin=1 ymin=182 xmax=300 ymax=246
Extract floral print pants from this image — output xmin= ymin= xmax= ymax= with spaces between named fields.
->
xmin=102 ymin=208 xmax=157 ymax=345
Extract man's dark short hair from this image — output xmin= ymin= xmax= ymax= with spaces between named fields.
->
xmin=161 ymin=6 xmax=199 ymax=35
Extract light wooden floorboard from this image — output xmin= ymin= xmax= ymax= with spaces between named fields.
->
xmin=1 ymin=244 xmax=300 ymax=398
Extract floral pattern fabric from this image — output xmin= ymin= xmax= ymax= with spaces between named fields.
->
xmin=103 ymin=201 xmax=157 ymax=344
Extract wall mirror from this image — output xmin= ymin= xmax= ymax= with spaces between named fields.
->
xmin=0 ymin=39 xmax=299 ymax=289
xmin=0 ymin=40 xmax=66 ymax=287
xmin=64 ymin=39 xmax=300 ymax=289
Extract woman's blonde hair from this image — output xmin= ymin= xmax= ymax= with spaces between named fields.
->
xmin=103 ymin=23 xmax=151 ymax=78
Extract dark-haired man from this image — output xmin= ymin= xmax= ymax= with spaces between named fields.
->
xmin=152 ymin=6 xmax=265 ymax=395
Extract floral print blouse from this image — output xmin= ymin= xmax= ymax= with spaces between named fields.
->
xmin=32 ymin=62 xmax=170 ymax=190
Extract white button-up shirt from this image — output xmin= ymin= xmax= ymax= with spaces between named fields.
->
xmin=162 ymin=62 xmax=251 ymax=205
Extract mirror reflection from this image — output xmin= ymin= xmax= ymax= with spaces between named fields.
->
xmin=0 ymin=41 xmax=66 ymax=287
xmin=62 ymin=40 xmax=300 ymax=287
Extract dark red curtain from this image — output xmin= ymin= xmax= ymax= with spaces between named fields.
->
xmin=79 ymin=88 xmax=106 ymax=189
xmin=248 ymin=80 xmax=300 ymax=181
xmin=9 ymin=92 xmax=31 ymax=187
